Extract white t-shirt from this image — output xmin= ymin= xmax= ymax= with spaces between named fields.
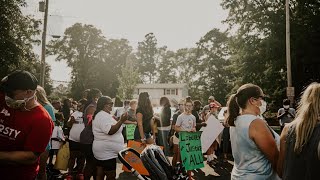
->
xmin=69 ymin=111 xmax=85 ymax=142
xmin=51 ymin=126 xmax=65 ymax=150
xmin=92 ymin=111 xmax=124 ymax=160
xmin=175 ymin=113 xmax=196 ymax=132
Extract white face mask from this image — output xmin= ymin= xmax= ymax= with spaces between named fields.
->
xmin=283 ymin=105 xmax=290 ymax=109
xmin=5 ymin=94 xmax=35 ymax=109
xmin=259 ymin=100 xmax=267 ymax=115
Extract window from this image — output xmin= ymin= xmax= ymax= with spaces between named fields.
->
xmin=164 ymin=89 xmax=177 ymax=95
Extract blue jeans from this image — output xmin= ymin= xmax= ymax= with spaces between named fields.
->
xmin=157 ymin=129 xmax=170 ymax=156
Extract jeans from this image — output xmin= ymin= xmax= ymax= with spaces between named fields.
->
xmin=157 ymin=129 xmax=170 ymax=156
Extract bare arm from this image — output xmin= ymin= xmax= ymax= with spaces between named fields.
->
xmin=249 ymin=119 xmax=279 ymax=171
xmin=67 ymin=116 xmax=76 ymax=127
xmin=277 ymin=125 xmax=289 ymax=178
xmin=0 ymin=151 xmax=38 ymax=165
xmin=108 ymin=113 xmax=127 ymax=135
xmin=137 ymin=113 xmax=145 ymax=140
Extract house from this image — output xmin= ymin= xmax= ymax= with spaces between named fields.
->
xmin=133 ymin=83 xmax=188 ymax=106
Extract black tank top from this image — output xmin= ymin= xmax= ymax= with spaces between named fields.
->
xmin=283 ymin=123 xmax=320 ymax=180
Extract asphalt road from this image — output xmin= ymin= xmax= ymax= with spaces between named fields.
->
xmin=116 ymin=157 xmax=233 ymax=180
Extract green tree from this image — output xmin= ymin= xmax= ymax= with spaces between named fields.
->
xmin=194 ymin=29 xmax=233 ymax=105
xmin=136 ymin=33 xmax=158 ymax=83
xmin=221 ymin=0 xmax=288 ymax=108
xmin=0 ymin=0 xmax=53 ymax=93
xmin=48 ymin=23 xmax=132 ymax=99
xmin=157 ymin=48 xmax=177 ymax=83
xmin=117 ymin=55 xmax=140 ymax=101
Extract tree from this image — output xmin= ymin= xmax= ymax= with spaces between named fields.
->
xmin=136 ymin=33 xmax=158 ymax=83
xmin=48 ymin=23 xmax=133 ymax=99
xmin=117 ymin=55 xmax=140 ymax=101
xmin=157 ymin=48 xmax=177 ymax=83
xmin=0 ymin=0 xmax=53 ymax=93
xmin=221 ymin=0 xmax=288 ymax=109
xmin=194 ymin=29 xmax=233 ymax=105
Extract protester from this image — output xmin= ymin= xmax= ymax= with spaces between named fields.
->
xmin=80 ymin=88 xmax=102 ymax=180
xmin=222 ymin=109 xmax=230 ymax=162
xmin=92 ymin=96 xmax=127 ymax=180
xmin=52 ymin=99 xmax=62 ymax=113
xmin=48 ymin=113 xmax=64 ymax=166
xmin=134 ymin=92 xmax=154 ymax=144
xmin=121 ymin=100 xmax=138 ymax=140
xmin=0 ymin=70 xmax=53 ymax=180
xmin=154 ymin=97 xmax=171 ymax=156
xmin=114 ymin=100 xmax=130 ymax=120
xmin=170 ymin=99 xmax=185 ymax=167
xmin=205 ymin=102 xmax=221 ymax=167
xmin=277 ymin=82 xmax=320 ymax=179
xmin=227 ymin=83 xmax=280 ymax=179
xmin=277 ymin=99 xmax=296 ymax=133
xmin=175 ymin=100 xmax=196 ymax=180
xmin=192 ymin=100 xmax=206 ymax=131
xmin=201 ymin=96 xmax=221 ymax=120
xmin=66 ymin=99 xmax=87 ymax=179
xmin=36 ymin=85 xmax=57 ymax=180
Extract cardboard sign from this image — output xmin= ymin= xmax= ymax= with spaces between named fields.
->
xmin=179 ymin=131 xmax=204 ymax=170
xmin=126 ymin=124 xmax=136 ymax=140
xmin=200 ymin=115 xmax=224 ymax=153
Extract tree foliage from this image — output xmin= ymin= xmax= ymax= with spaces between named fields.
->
xmin=136 ymin=33 xmax=158 ymax=83
xmin=0 ymin=0 xmax=53 ymax=94
xmin=117 ymin=55 xmax=140 ymax=101
xmin=48 ymin=23 xmax=132 ymax=99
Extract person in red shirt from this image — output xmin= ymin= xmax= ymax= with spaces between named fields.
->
xmin=0 ymin=70 xmax=53 ymax=180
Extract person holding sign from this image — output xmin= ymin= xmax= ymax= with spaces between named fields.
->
xmin=92 ymin=96 xmax=128 ymax=180
xmin=122 ymin=100 xmax=138 ymax=140
xmin=205 ymin=102 xmax=221 ymax=167
xmin=175 ymin=99 xmax=196 ymax=180
xmin=227 ymin=84 xmax=280 ymax=179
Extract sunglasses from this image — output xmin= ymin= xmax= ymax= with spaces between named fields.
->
xmin=254 ymin=95 xmax=266 ymax=101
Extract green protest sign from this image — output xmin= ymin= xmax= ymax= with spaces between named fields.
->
xmin=179 ymin=131 xmax=204 ymax=170
xmin=126 ymin=124 xmax=136 ymax=140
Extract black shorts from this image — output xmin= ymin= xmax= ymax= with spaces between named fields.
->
xmin=69 ymin=140 xmax=82 ymax=151
xmin=95 ymin=158 xmax=117 ymax=171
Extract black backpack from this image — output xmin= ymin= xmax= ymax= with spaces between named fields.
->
xmin=140 ymin=145 xmax=173 ymax=180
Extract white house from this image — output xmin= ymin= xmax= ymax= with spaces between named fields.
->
xmin=133 ymin=83 xmax=188 ymax=106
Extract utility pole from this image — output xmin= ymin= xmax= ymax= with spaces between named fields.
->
xmin=40 ymin=0 xmax=49 ymax=87
xmin=285 ymin=0 xmax=294 ymax=106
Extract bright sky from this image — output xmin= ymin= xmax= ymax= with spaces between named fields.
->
xmin=24 ymin=0 xmax=228 ymax=86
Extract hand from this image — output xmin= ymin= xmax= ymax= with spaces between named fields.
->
xmin=201 ymin=122 xmax=207 ymax=127
xmin=190 ymin=128 xmax=196 ymax=132
xmin=140 ymin=138 xmax=147 ymax=146
xmin=119 ymin=113 xmax=128 ymax=122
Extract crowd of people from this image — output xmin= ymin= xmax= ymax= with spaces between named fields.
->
xmin=0 ymin=70 xmax=319 ymax=180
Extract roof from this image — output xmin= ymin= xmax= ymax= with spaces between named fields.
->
xmin=136 ymin=83 xmax=188 ymax=89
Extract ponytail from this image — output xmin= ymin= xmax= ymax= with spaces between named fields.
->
xmin=226 ymin=94 xmax=239 ymax=126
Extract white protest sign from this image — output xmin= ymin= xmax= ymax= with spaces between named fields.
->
xmin=200 ymin=115 xmax=224 ymax=153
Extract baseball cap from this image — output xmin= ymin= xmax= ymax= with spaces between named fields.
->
xmin=209 ymin=102 xmax=220 ymax=108
xmin=208 ymin=96 xmax=215 ymax=100
xmin=0 ymin=70 xmax=38 ymax=93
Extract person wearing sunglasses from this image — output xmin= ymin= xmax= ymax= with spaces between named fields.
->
xmin=92 ymin=96 xmax=128 ymax=180
xmin=226 ymin=83 xmax=280 ymax=180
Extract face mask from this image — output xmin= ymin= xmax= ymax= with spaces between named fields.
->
xmin=283 ymin=105 xmax=289 ymax=109
xmin=5 ymin=94 xmax=35 ymax=109
xmin=259 ymin=100 xmax=267 ymax=115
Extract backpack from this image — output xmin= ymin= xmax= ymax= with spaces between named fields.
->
xmin=140 ymin=145 xmax=173 ymax=180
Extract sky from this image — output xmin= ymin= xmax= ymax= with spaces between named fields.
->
xmin=24 ymin=0 xmax=228 ymax=86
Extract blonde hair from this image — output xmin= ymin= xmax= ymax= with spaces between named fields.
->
xmin=36 ymin=85 xmax=50 ymax=106
xmin=294 ymin=82 xmax=320 ymax=154
xmin=129 ymin=99 xmax=137 ymax=106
